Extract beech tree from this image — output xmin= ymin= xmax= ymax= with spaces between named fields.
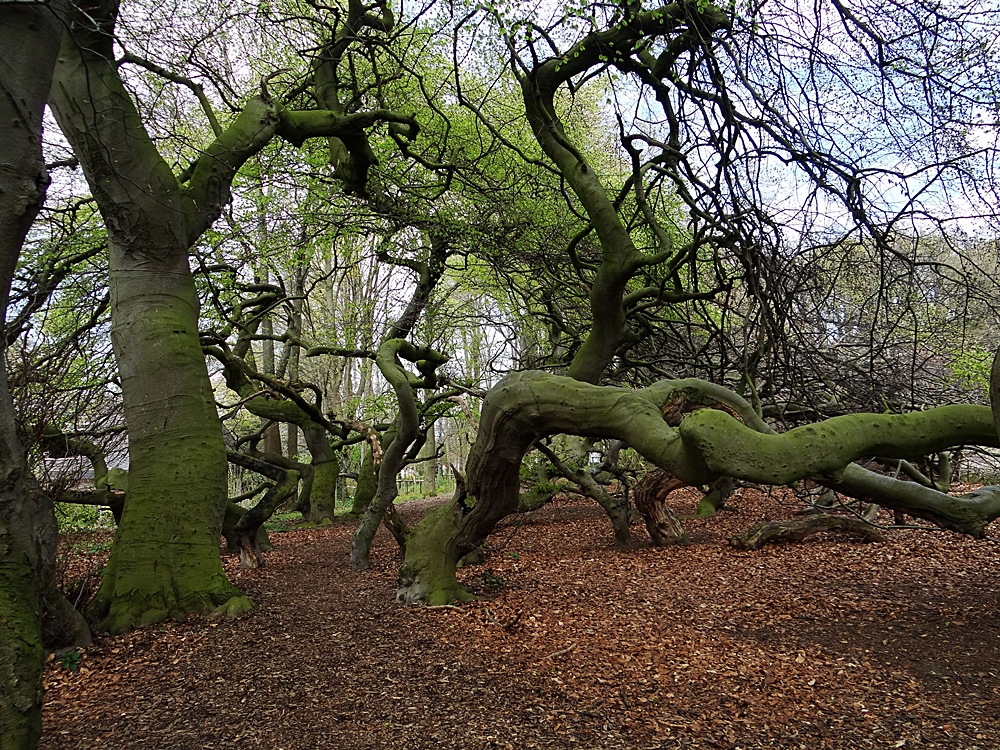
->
xmin=394 ymin=0 xmax=1000 ymax=603
xmin=0 ymin=1 xmax=88 ymax=744
xmin=13 ymin=0 xmax=1000 ymax=621
xmin=48 ymin=0 xmax=419 ymax=632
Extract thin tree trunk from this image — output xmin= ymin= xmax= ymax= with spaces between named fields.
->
xmin=260 ymin=272 xmax=282 ymax=455
xmin=285 ymin=267 xmax=305 ymax=461
xmin=421 ymin=422 xmax=438 ymax=497
xmin=351 ymin=439 xmax=379 ymax=516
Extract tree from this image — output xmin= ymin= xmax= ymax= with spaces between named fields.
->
xmin=0 ymin=1 xmax=77 ymax=744
xmin=15 ymin=0 xmax=998 ymax=624
xmin=48 ymin=1 xmax=262 ymax=630
xmin=47 ymin=0 xmax=420 ymax=631
xmin=395 ymin=0 xmax=1000 ymax=603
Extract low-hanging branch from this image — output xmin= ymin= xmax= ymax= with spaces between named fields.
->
xmin=398 ymin=371 xmax=1000 ymax=604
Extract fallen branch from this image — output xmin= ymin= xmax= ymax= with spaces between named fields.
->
xmin=545 ymin=641 xmax=578 ymax=660
xmin=730 ymin=514 xmax=884 ymax=550
xmin=504 ymin=610 xmax=523 ymax=632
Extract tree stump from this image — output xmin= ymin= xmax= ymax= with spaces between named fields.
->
xmin=634 ymin=469 xmax=689 ymax=545
xmin=730 ymin=514 xmax=883 ymax=550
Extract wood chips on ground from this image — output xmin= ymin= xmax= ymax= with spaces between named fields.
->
xmin=42 ymin=487 xmax=1000 ymax=749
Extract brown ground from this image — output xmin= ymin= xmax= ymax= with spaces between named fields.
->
xmin=41 ymin=487 xmax=1000 ymax=749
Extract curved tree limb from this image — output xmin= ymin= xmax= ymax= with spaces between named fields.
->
xmin=399 ymin=371 xmax=1000 ymax=603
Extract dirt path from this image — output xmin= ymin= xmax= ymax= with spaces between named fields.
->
xmin=42 ymin=489 xmax=1000 ymax=749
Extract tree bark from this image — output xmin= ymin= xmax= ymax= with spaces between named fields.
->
xmin=731 ymin=515 xmax=883 ymax=550
xmin=351 ymin=439 xmax=379 ymax=516
xmin=224 ymin=453 xmax=298 ymax=568
xmin=697 ymin=476 xmax=736 ymax=517
xmin=421 ymin=421 xmax=438 ymax=497
xmin=352 ymin=340 xmax=447 ymax=568
xmin=633 ymin=470 xmax=689 ymax=545
xmin=0 ymin=4 xmax=72 ymax=744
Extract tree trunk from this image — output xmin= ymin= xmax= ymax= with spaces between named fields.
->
xmin=301 ymin=424 xmax=337 ymax=524
xmin=49 ymin=20 xmax=262 ymax=632
xmin=0 ymin=5 xmax=73 ymax=744
xmin=421 ymin=422 xmax=438 ymax=497
xmin=260 ymin=313 xmax=282 ymax=455
xmin=224 ymin=453 xmax=298 ymax=568
xmin=697 ymin=475 xmax=736 ymax=517
xmin=351 ymin=440 xmax=378 ymax=516
xmin=396 ymin=503 xmax=473 ymax=605
xmin=308 ymin=453 xmax=339 ymax=524
xmin=633 ymin=470 xmax=689 ymax=545
xmin=88 ymin=241 xmax=249 ymax=630
xmin=352 ymin=341 xmax=447 ymax=569
xmin=285 ymin=269 xmax=304 ymax=461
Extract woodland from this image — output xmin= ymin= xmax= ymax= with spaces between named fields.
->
xmin=2 ymin=0 xmax=1000 ymax=747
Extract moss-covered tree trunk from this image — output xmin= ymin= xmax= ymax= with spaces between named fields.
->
xmin=0 ymin=4 xmax=71 ymax=744
xmin=351 ymin=440 xmax=379 ymax=516
xmin=350 ymin=235 xmax=450 ymax=568
xmin=305 ymin=425 xmax=339 ymax=524
xmin=697 ymin=476 xmax=736 ymax=517
xmin=85 ymin=246 xmax=248 ymax=630
xmin=352 ymin=341 xmax=447 ymax=569
xmin=48 ymin=8 xmax=277 ymax=632
xmin=399 ymin=372 xmax=1000 ymax=603
xmin=48 ymin=0 xmax=417 ymax=630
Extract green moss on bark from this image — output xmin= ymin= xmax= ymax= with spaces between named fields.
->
xmin=680 ymin=405 xmax=998 ymax=485
xmin=696 ymin=476 xmax=735 ymax=517
xmin=396 ymin=503 xmax=474 ymax=605
xmin=0 ymin=523 xmax=44 ymax=749
xmin=351 ymin=442 xmax=377 ymax=516
xmin=399 ymin=371 xmax=1000 ymax=602
xmin=309 ymin=456 xmax=338 ymax=524
xmin=87 ymin=418 xmax=246 ymax=633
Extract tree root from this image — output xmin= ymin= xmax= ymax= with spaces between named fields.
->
xmin=208 ymin=596 xmax=254 ymax=620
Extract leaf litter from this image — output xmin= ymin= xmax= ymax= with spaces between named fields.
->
xmin=42 ymin=487 xmax=1000 ymax=749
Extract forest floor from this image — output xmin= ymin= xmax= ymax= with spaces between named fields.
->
xmin=41 ymin=486 xmax=1000 ymax=750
